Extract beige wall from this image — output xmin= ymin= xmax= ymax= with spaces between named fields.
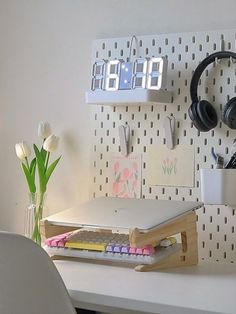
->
xmin=0 ymin=0 xmax=236 ymax=233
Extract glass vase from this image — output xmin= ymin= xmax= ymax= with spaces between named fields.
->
xmin=24 ymin=192 xmax=46 ymax=246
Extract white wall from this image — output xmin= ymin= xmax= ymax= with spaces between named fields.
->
xmin=0 ymin=0 xmax=236 ymax=233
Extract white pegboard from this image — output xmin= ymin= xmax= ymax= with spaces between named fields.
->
xmin=89 ymin=29 xmax=236 ymax=264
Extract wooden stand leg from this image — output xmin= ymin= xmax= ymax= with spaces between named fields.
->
xmin=135 ymin=213 xmax=198 ymax=272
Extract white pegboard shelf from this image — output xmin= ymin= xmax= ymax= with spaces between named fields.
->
xmin=85 ymin=89 xmax=172 ymax=105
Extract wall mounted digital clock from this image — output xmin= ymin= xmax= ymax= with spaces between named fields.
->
xmin=91 ymin=57 xmax=168 ymax=92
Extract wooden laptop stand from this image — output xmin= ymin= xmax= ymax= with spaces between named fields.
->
xmin=40 ymin=210 xmax=198 ymax=272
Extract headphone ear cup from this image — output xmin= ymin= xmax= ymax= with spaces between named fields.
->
xmin=196 ymin=100 xmax=218 ymax=131
xmin=188 ymin=102 xmax=209 ymax=132
xmin=222 ymin=97 xmax=236 ymax=129
xmin=188 ymin=100 xmax=218 ymax=132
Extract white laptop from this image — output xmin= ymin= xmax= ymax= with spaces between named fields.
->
xmin=44 ymin=197 xmax=202 ymax=232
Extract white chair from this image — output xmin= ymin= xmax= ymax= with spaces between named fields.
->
xmin=0 ymin=231 xmax=77 ymax=314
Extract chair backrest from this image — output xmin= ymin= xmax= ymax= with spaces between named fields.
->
xmin=0 ymin=231 xmax=76 ymax=314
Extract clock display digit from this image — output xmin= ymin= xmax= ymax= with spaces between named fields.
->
xmin=105 ymin=60 xmax=121 ymax=91
xmin=91 ymin=60 xmax=106 ymax=91
xmin=146 ymin=57 xmax=167 ymax=90
xmin=132 ymin=58 xmax=148 ymax=89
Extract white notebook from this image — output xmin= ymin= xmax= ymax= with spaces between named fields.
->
xmin=44 ymin=197 xmax=202 ymax=231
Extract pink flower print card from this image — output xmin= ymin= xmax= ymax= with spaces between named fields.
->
xmin=110 ymin=153 xmax=142 ymax=198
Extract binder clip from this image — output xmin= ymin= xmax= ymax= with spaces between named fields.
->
xmin=119 ymin=124 xmax=130 ymax=156
xmin=164 ymin=116 xmax=175 ymax=150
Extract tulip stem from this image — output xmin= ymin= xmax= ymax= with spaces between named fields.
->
xmin=45 ymin=152 xmax=50 ymax=171
xmin=25 ymin=157 xmax=30 ymax=170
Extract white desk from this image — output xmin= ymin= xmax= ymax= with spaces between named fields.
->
xmin=55 ymin=260 xmax=236 ymax=314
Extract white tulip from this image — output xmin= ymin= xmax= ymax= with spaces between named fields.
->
xmin=15 ymin=142 xmax=31 ymax=160
xmin=43 ymin=134 xmax=59 ymax=152
xmin=38 ymin=121 xmax=51 ymax=139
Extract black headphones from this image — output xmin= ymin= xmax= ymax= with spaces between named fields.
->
xmin=188 ymin=51 xmax=236 ymax=132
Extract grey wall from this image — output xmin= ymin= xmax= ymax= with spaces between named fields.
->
xmin=0 ymin=0 xmax=235 ymax=232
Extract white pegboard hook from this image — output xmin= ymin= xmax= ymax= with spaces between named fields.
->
xmin=215 ymin=37 xmax=225 ymax=64
xmin=128 ymin=35 xmax=138 ymax=62
xmin=220 ymin=37 xmax=225 ymax=51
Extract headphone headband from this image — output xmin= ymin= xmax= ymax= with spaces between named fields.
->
xmin=190 ymin=51 xmax=236 ymax=103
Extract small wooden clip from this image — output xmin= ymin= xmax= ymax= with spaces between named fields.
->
xmin=164 ymin=116 xmax=175 ymax=150
xmin=119 ymin=124 xmax=130 ymax=156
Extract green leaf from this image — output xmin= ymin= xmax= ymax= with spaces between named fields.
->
xmin=33 ymin=145 xmax=45 ymax=170
xmin=30 ymin=158 xmax=36 ymax=173
xmin=40 ymin=147 xmax=47 ymax=162
xmin=29 ymin=158 xmax=36 ymax=173
xmin=21 ymin=163 xmax=36 ymax=193
xmin=34 ymin=144 xmax=47 ymax=193
xmin=30 ymin=158 xmax=36 ymax=182
xmin=46 ymin=156 xmax=61 ymax=184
